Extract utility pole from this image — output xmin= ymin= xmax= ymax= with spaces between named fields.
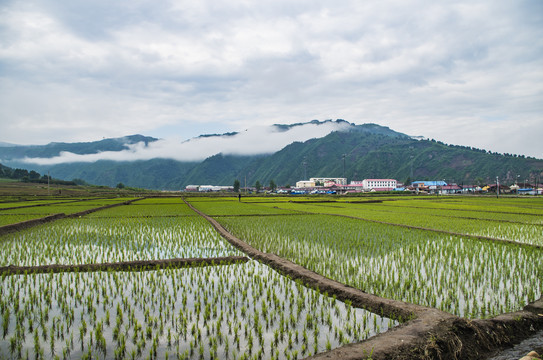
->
xmin=409 ymin=146 xmax=414 ymax=180
xmin=496 ymin=176 xmax=499 ymax=199
xmin=47 ymin=171 xmax=50 ymax=196
xmin=302 ymin=157 xmax=307 ymax=180
xmin=342 ymin=154 xmax=346 ymax=179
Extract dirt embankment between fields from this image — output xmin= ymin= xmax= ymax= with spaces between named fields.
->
xmin=325 ymin=212 xmax=543 ymax=250
xmin=185 ymin=199 xmax=543 ymax=360
xmin=0 ymin=197 xmax=249 ymax=274
xmin=0 ymin=256 xmax=249 ymax=275
xmin=0 ymin=198 xmax=142 ymax=236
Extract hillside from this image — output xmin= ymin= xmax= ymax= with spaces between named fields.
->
xmin=239 ymin=131 xmax=543 ymax=187
xmin=1 ymin=122 xmax=541 ymax=189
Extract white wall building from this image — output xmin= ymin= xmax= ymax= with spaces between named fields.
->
xmin=361 ymin=179 xmax=397 ymax=191
xmin=296 ymin=180 xmax=315 ymax=188
xmin=196 ymin=185 xmax=234 ymax=192
xmin=310 ymin=177 xmax=347 ymax=185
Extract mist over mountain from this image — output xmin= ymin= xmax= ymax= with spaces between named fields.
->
xmin=1 ymin=120 xmax=541 ymax=190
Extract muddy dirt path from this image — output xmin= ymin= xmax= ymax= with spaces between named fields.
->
xmin=184 ymin=198 xmax=543 ymax=360
xmin=0 ymin=255 xmax=249 ymax=275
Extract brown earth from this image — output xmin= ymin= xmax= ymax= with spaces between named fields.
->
xmin=184 ymin=198 xmax=543 ymax=360
xmin=0 ymin=255 xmax=249 ymax=275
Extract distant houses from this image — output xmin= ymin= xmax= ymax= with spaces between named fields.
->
xmin=185 ymin=185 xmax=233 ymax=192
xmin=294 ymin=177 xmax=400 ymax=194
xmin=185 ymin=177 xmax=541 ymax=195
xmin=292 ymin=177 xmax=480 ymax=195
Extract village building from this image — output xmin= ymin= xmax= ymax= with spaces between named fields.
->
xmin=295 ymin=180 xmax=316 ymax=188
xmin=359 ymin=179 xmax=397 ymax=191
xmin=440 ymin=184 xmax=462 ymax=194
xmin=309 ymin=177 xmax=347 ymax=185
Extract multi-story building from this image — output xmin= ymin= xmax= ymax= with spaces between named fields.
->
xmin=360 ymin=179 xmax=397 ymax=191
xmin=296 ymin=180 xmax=315 ymax=188
xmin=309 ymin=177 xmax=347 ymax=186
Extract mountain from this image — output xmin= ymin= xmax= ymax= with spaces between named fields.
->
xmin=0 ymin=135 xmax=158 ymax=159
xmin=1 ymin=121 xmax=541 ymax=189
xmin=229 ymin=130 xmax=543 ymax=187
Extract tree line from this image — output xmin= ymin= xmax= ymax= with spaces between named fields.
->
xmin=0 ymin=163 xmax=85 ymax=186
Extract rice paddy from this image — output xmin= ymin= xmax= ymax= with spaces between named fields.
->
xmin=0 ymin=260 xmax=395 ymax=360
xmin=216 ymin=214 xmax=542 ymax=318
xmin=1 ymin=194 xmax=542 ymax=359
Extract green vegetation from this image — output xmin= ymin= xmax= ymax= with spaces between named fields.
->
xmin=217 ymin=213 xmax=542 ymax=318
xmin=187 ymin=198 xmax=299 ymax=216
xmin=0 ymin=215 xmax=241 ymax=266
xmin=0 ymin=261 xmax=393 ymax=359
xmin=0 ymin=198 xmax=136 ymax=220
xmin=0 ymin=215 xmax=46 ymax=227
xmin=184 ymin=195 xmax=543 ymax=319
xmin=1 ymin=193 xmax=542 ymax=359
xmin=256 ymin=199 xmax=543 ymax=246
xmin=86 ymin=198 xmax=196 ymax=217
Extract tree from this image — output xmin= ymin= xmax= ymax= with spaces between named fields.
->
xmin=475 ymin=177 xmax=485 ymax=187
xmin=29 ymin=170 xmax=41 ymax=180
xmin=233 ymin=179 xmax=240 ymax=193
xmin=72 ymin=178 xmax=88 ymax=186
xmin=269 ymin=179 xmax=277 ymax=192
xmin=255 ymin=180 xmax=262 ymax=192
xmin=13 ymin=168 xmax=29 ymax=179
xmin=116 ymin=182 xmax=125 ymax=189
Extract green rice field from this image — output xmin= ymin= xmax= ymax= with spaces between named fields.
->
xmin=0 ymin=194 xmax=542 ymax=359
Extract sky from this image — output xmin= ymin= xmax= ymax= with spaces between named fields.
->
xmin=1 ymin=0 xmax=542 ymax=159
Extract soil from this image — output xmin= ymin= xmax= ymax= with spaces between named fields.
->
xmin=0 ymin=255 xmax=249 ymax=275
xmin=184 ymin=199 xmax=543 ymax=360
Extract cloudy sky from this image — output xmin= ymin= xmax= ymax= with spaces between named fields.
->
xmin=1 ymin=0 xmax=542 ymax=158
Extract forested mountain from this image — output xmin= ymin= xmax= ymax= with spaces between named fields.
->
xmin=1 ymin=122 xmax=541 ymax=189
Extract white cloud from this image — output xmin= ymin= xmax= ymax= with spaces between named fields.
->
xmin=0 ymin=0 xmax=542 ymax=157
xmin=20 ymin=121 xmax=352 ymax=165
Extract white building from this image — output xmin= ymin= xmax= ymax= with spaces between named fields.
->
xmin=296 ymin=180 xmax=315 ymax=188
xmin=310 ymin=177 xmax=347 ymax=186
xmin=195 ymin=185 xmax=234 ymax=192
xmin=361 ymin=179 xmax=397 ymax=191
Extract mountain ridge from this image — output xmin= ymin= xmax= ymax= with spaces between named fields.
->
xmin=1 ymin=121 xmax=541 ymax=190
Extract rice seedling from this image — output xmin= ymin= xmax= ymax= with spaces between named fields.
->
xmin=5 ymin=195 xmax=537 ymax=358
xmin=217 ymin=213 xmax=543 ymax=319
xmin=0 ymin=261 xmax=395 ymax=359
xmin=0 ymin=215 xmax=242 ymax=266
xmin=255 ymin=199 xmax=543 ymax=246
